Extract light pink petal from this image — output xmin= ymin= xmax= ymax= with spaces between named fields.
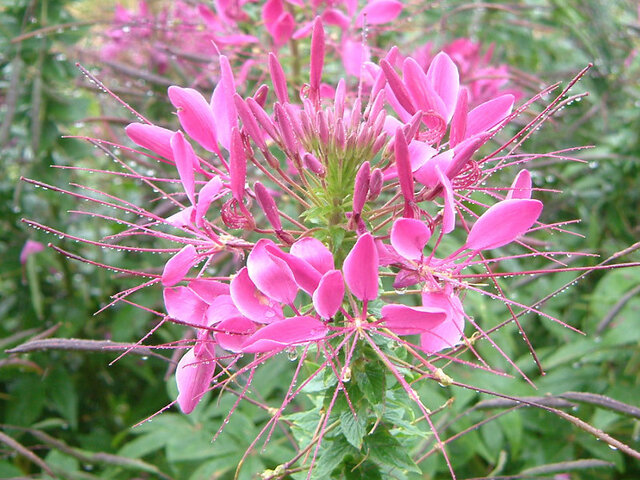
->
xmin=506 ymin=169 xmax=532 ymax=200
xmin=393 ymin=269 xmax=421 ymax=289
xmin=309 ymin=17 xmax=325 ymax=100
xmin=342 ymin=38 xmax=371 ymax=77
xmin=162 ymin=245 xmax=198 ymax=286
xmin=465 ymin=199 xmax=543 ymax=251
xmin=262 ymin=0 xmax=283 ymax=32
xmin=436 ymin=165 xmax=455 ymax=234
xmin=170 ymin=131 xmax=197 ymax=206
xmin=230 ymin=267 xmax=283 ymax=323
xmin=381 ymin=303 xmax=447 ymax=335
xmin=166 ymin=206 xmax=194 ymax=228
xmin=394 ymin=128 xmax=415 ymax=214
xmin=425 ymin=52 xmax=460 ymax=122
xmin=164 ymin=286 xmax=208 ymax=325
xmin=216 ymin=316 xmax=256 ymax=352
xmin=210 ymin=55 xmax=237 ymax=151
xmin=189 ymin=278 xmax=229 ymax=303
xmin=247 ymin=239 xmax=298 ymax=304
xmin=241 ymin=316 xmax=328 ymax=353
xmin=420 ymin=292 xmax=465 ymax=352
xmin=125 ymin=123 xmax=174 ymax=160
xmin=390 ymin=218 xmax=432 ymax=261
xmin=466 ymin=94 xmax=514 ymax=139
xmin=205 ymin=295 xmax=241 ymax=325
xmin=408 ymin=140 xmax=437 ymax=172
xmin=356 ymin=0 xmax=402 ymax=26
xmin=272 ymin=12 xmax=295 ymax=46
xmin=343 ymin=233 xmax=379 ymax=301
xmin=266 ymin=245 xmax=322 ymax=294
xmin=290 ymin=237 xmax=334 ymax=274
xmin=20 ymin=240 xmax=44 ymax=264
xmin=322 ymin=8 xmax=350 ymax=29
xmin=449 ymin=87 xmax=469 ymax=147
xmin=195 ymin=176 xmax=223 ymax=227
xmin=414 ymin=149 xmax=454 ymax=188
xmin=168 ymin=86 xmax=218 ymax=153
xmin=313 ymin=270 xmax=345 ymax=319
xmin=402 ymin=58 xmax=446 ymax=116
xmin=176 ymin=345 xmax=216 ymax=414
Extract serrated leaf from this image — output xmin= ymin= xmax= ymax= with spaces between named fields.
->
xmin=311 ymin=437 xmax=356 ymax=478
xmin=365 ymin=428 xmax=420 ymax=473
xmin=340 ymin=411 xmax=366 ymax=449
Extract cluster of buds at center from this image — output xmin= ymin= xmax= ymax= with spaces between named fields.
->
xmin=107 ymin=18 xmax=545 ymax=417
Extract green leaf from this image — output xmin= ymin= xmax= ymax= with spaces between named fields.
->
xmin=311 ymin=436 xmax=356 ymax=479
xmin=45 ymin=367 xmax=78 ymax=430
xmin=365 ymin=427 xmax=420 ymax=474
xmin=340 ymin=410 xmax=366 ymax=449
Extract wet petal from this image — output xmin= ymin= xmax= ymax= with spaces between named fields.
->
xmin=205 ymin=295 xmax=242 ymax=325
xmin=195 ymin=176 xmax=223 ymax=227
xmin=170 ymin=131 xmax=197 ymax=206
xmin=420 ymin=292 xmax=465 ymax=352
xmin=189 ymin=278 xmax=229 ymax=303
xmin=247 ymin=239 xmax=298 ymax=304
xmin=216 ymin=316 xmax=256 ymax=353
xmin=312 ymin=270 xmax=345 ymax=319
xmin=466 ymin=94 xmax=514 ymax=139
xmin=210 ymin=55 xmax=237 ymax=151
xmin=425 ymin=52 xmax=459 ymax=122
xmin=176 ymin=345 xmax=216 ymax=414
xmin=381 ymin=303 xmax=447 ymax=335
xmin=168 ymin=86 xmax=218 ymax=152
xmin=465 ymin=199 xmax=543 ymax=251
xmin=125 ymin=123 xmax=174 ymax=160
xmin=162 ymin=245 xmax=198 ymax=286
xmin=230 ymin=267 xmax=283 ymax=323
xmin=241 ymin=316 xmax=328 ymax=353
xmin=266 ymin=245 xmax=322 ymax=294
xmin=356 ymin=0 xmax=402 ymax=26
xmin=164 ymin=286 xmax=208 ymax=326
xmin=343 ymin=233 xmax=379 ymax=301
xmin=436 ymin=165 xmax=455 ymax=234
xmin=506 ymin=169 xmax=532 ymax=200
xmin=390 ymin=218 xmax=432 ymax=261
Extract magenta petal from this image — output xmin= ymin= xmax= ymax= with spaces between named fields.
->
xmin=402 ymin=58 xmax=444 ymax=116
xmin=125 ymin=123 xmax=174 ymax=160
xmin=425 ymin=52 xmax=459 ymax=122
xmin=322 ymin=8 xmax=350 ymax=29
xmin=466 ymin=94 xmax=514 ymax=139
xmin=247 ymin=239 xmax=298 ymax=304
xmin=20 ymin=240 xmax=44 ymax=264
xmin=164 ymin=286 xmax=208 ymax=326
xmin=312 ymin=270 xmax=345 ymax=319
xmin=356 ymin=0 xmax=402 ymax=26
xmin=290 ymin=237 xmax=334 ymax=274
xmin=205 ymin=295 xmax=241 ymax=325
xmin=230 ymin=267 xmax=283 ymax=323
xmin=166 ymin=206 xmax=194 ymax=228
xmin=420 ymin=292 xmax=465 ymax=352
xmin=309 ymin=17 xmax=325 ymax=99
xmin=195 ymin=176 xmax=223 ymax=227
xmin=268 ymin=53 xmax=289 ymax=104
xmin=394 ymin=128 xmax=414 ymax=207
xmin=408 ymin=140 xmax=437 ymax=172
xmin=390 ymin=218 xmax=432 ymax=261
xmin=241 ymin=316 xmax=328 ymax=353
xmin=465 ymin=199 xmax=543 ymax=251
xmin=449 ymin=87 xmax=469 ymax=147
xmin=176 ymin=345 xmax=216 ymax=414
xmin=343 ymin=233 xmax=379 ymax=301
xmin=342 ymin=37 xmax=370 ymax=77
xmin=210 ymin=55 xmax=237 ymax=151
xmin=162 ymin=245 xmax=198 ymax=286
xmin=189 ymin=278 xmax=229 ymax=303
xmin=381 ymin=303 xmax=447 ymax=335
xmin=170 ymin=131 xmax=197 ymax=206
xmin=436 ymin=165 xmax=455 ymax=234
xmin=168 ymin=86 xmax=218 ymax=152
xmin=229 ymin=127 xmax=246 ymax=202
xmin=216 ymin=316 xmax=256 ymax=353
xmin=266 ymin=245 xmax=322 ymax=294
xmin=506 ymin=169 xmax=532 ymax=200
xmin=414 ymin=149 xmax=454 ymax=188
xmin=393 ymin=269 xmax=422 ymax=289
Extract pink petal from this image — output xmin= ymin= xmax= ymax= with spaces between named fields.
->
xmin=343 ymin=233 xmax=379 ymax=301
xmin=394 ymin=128 xmax=415 ymax=214
xmin=272 ymin=12 xmax=295 ymax=46
xmin=20 ymin=240 xmax=44 ymax=264
xmin=195 ymin=176 xmax=223 ymax=227
xmin=241 ymin=316 xmax=328 ymax=353
xmin=166 ymin=206 xmax=194 ymax=228
xmin=216 ymin=316 xmax=256 ymax=352
xmin=268 ymin=53 xmax=289 ymax=104
xmin=164 ymin=286 xmax=208 ymax=325
xmin=381 ymin=303 xmax=447 ymax=335
xmin=254 ymin=182 xmax=282 ymax=230
xmin=425 ymin=52 xmax=459 ymax=122
xmin=210 ymin=55 xmax=237 ymax=151
xmin=390 ymin=218 xmax=432 ymax=261
xmin=414 ymin=149 xmax=454 ymax=188
xmin=352 ymin=161 xmax=371 ymax=215
xmin=342 ymin=37 xmax=370 ymax=77
xmin=170 ymin=131 xmax=197 ymax=206
xmin=420 ymin=292 xmax=465 ymax=352
xmin=466 ymin=94 xmax=514 ymax=139
xmin=449 ymin=87 xmax=469 ymax=147
xmin=125 ymin=123 xmax=174 ymax=160
xmin=465 ymin=199 xmax=543 ymax=251
xmin=176 ymin=345 xmax=216 ymax=414
xmin=247 ymin=239 xmax=298 ymax=304
xmin=309 ymin=17 xmax=325 ymax=101
xmin=436 ymin=165 xmax=455 ymax=234
xmin=506 ymin=169 xmax=532 ymax=200
xmin=356 ymin=0 xmax=402 ymax=26
xmin=266 ymin=245 xmax=322 ymax=294
xmin=168 ymin=86 xmax=218 ymax=153
xmin=322 ymin=8 xmax=350 ymax=29
xmin=290 ymin=237 xmax=334 ymax=274
xmin=205 ymin=295 xmax=241 ymax=324
xmin=402 ymin=58 xmax=446 ymax=117
xmin=162 ymin=245 xmax=198 ymax=286
xmin=189 ymin=278 xmax=229 ymax=303
xmin=312 ymin=270 xmax=345 ymax=319
xmin=230 ymin=267 xmax=283 ymax=323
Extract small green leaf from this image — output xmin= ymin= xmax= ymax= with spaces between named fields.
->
xmin=365 ymin=427 xmax=420 ymax=473
xmin=340 ymin=411 xmax=366 ymax=449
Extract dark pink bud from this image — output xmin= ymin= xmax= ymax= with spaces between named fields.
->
xmin=229 ymin=127 xmax=246 ymax=202
xmin=253 ymin=84 xmax=269 ymax=107
xmin=334 ymin=79 xmax=346 ymax=119
xmin=449 ymin=87 xmax=468 ymax=147
xmin=380 ymin=59 xmax=416 ymax=115
xmin=303 ymin=153 xmax=325 ymax=176
xmin=335 ymin=118 xmax=345 ymax=150
xmin=368 ymin=168 xmax=383 ymax=200
xmin=254 ymin=181 xmax=282 ymax=231
xmin=234 ymin=94 xmax=266 ymax=150
xmin=317 ymin=110 xmax=329 ymax=145
xmin=125 ymin=123 xmax=174 ymax=160
xmin=285 ymin=103 xmax=306 ymax=140
xmin=403 ymin=110 xmax=423 ymax=142
xmin=247 ymin=97 xmax=279 ymax=141
xmin=274 ymin=103 xmax=299 ymax=155
xmin=353 ymin=161 xmax=371 ymax=215
xmin=394 ymin=128 xmax=415 ymax=215
xmin=310 ymin=17 xmax=325 ymax=103
xmin=269 ymin=53 xmax=289 ymax=104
